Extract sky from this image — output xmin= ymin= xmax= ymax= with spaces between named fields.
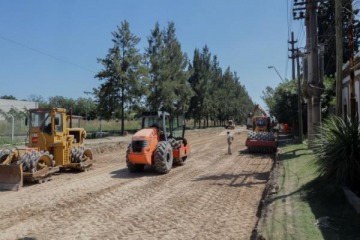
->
xmin=0 ymin=0 xmax=305 ymax=109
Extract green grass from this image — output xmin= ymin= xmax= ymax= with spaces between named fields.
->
xmin=0 ymin=136 xmax=27 ymax=147
xmin=0 ymin=118 xmax=215 ymax=144
xmin=0 ymin=118 xmax=211 ymax=137
xmin=259 ymin=144 xmax=360 ymax=240
xmin=82 ymin=119 xmax=141 ymax=132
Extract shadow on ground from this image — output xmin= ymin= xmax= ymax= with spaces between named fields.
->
xmin=110 ymin=167 xmax=160 ymax=179
xmin=301 ymin=178 xmax=360 ymax=239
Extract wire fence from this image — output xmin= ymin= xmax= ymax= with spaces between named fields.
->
xmin=0 ymin=118 xmax=28 ymax=145
xmin=0 ymin=117 xmax=142 ymax=145
xmin=0 ymin=115 xmax=209 ymax=145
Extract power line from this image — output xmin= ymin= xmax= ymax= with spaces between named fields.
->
xmin=0 ymin=34 xmax=96 ymax=74
xmin=297 ymin=22 xmax=305 ymax=47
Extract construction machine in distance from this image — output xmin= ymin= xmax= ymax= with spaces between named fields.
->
xmin=245 ymin=105 xmax=278 ymax=153
xmin=225 ymin=120 xmax=235 ymax=129
xmin=126 ymin=111 xmax=190 ymax=174
xmin=0 ymin=108 xmax=93 ymax=190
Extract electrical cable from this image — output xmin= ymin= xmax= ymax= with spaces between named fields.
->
xmin=0 ymin=34 xmax=96 ymax=73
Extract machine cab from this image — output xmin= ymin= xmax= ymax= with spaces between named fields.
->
xmin=141 ymin=111 xmax=185 ymax=141
xmin=26 ymin=108 xmax=67 ymax=147
xmin=29 ymin=109 xmax=64 ymax=135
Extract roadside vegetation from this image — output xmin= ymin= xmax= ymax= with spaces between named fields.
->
xmin=258 ymin=143 xmax=360 ymax=240
xmin=312 ymin=115 xmax=360 ymax=193
xmin=256 ymin=3 xmax=360 ymax=236
xmin=258 ymin=112 xmax=360 ymax=239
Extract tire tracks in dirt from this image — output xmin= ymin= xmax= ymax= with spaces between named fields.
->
xmin=0 ymin=129 xmax=225 ymax=236
xmin=0 ymin=127 xmax=275 ymax=240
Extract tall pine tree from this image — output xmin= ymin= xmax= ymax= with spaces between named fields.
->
xmin=145 ymin=22 xmax=193 ymax=114
xmin=94 ymin=20 xmax=146 ymax=134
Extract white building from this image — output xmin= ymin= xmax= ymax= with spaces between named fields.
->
xmin=0 ymin=99 xmax=38 ymax=120
xmin=342 ymin=62 xmax=360 ymax=121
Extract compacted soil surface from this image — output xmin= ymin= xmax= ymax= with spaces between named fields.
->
xmin=0 ymin=127 xmax=275 ymax=240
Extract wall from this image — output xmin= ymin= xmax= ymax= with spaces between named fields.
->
xmin=342 ymin=66 xmax=360 ymax=121
xmin=0 ymin=99 xmax=38 ymax=120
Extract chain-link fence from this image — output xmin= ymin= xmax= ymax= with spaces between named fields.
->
xmin=0 ymin=117 xmax=28 ymax=145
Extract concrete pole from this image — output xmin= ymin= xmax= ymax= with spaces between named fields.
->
xmin=296 ymin=50 xmax=303 ymax=143
xmin=304 ymin=1 xmax=314 ymax=146
xmin=347 ymin=0 xmax=358 ymax=120
xmin=335 ymin=0 xmax=343 ymax=116
xmin=311 ymin=45 xmax=325 ymax=136
xmin=9 ymin=114 xmax=14 ymax=142
xmin=303 ymin=54 xmax=312 ymax=143
xmin=308 ymin=0 xmax=321 ymax=146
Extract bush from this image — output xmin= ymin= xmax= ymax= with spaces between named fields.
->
xmin=313 ymin=115 xmax=360 ymax=191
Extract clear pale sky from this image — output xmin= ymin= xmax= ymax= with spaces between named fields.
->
xmin=0 ymin=0 xmax=304 ymax=109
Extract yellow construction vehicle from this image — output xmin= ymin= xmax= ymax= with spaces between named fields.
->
xmin=0 ymin=108 xmax=93 ymax=190
xmin=245 ymin=105 xmax=278 ymax=153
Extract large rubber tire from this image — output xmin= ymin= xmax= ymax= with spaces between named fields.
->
xmin=154 ymin=141 xmax=173 ymax=174
xmin=19 ymin=151 xmax=54 ymax=173
xmin=70 ymin=147 xmax=93 ymax=163
xmin=0 ymin=149 xmax=11 ymax=163
xmin=126 ymin=144 xmax=144 ymax=173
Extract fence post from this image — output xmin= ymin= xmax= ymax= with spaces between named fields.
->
xmin=9 ymin=114 xmax=14 ymax=142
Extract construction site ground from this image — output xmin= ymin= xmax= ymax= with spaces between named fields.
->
xmin=0 ymin=127 xmax=276 ymax=240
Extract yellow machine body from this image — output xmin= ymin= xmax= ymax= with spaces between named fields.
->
xmin=0 ymin=108 xmax=92 ymax=191
xmin=27 ymin=108 xmax=92 ymax=169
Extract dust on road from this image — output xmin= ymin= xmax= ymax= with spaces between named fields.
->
xmin=0 ymin=127 xmax=275 ymax=240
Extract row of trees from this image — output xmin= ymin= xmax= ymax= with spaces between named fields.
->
xmin=94 ymin=21 xmax=253 ymax=133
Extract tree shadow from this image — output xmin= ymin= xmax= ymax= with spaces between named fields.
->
xmin=238 ymin=149 xmax=276 ymax=156
xmin=193 ymin=171 xmax=270 ymax=188
xmin=299 ymin=177 xmax=360 ymax=239
xmin=110 ymin=166 xmax=159 ymax=179
xmin=280 ymin=149 xmax=314 ymax=161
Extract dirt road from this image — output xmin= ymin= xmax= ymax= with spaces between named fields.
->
xmin=0 ymin=127 xmax=274 ymax=240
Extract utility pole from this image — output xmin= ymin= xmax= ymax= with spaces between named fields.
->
xmin=296 ymin=49 xmax=304 ymax=143
xmin=293 ymin=0 xmax=323 ymax=148
xmin=289 ymin=32 xmax=297 ymax=81
xmin=347 ymin=0 xmax=358 ymax=121
xmin=308 ymin=0 xmax=322 ymax=142
xmin=304 ymin=2 xmax=313 ymax=146
xmin=289 ymin=32 xmax=303 ymax=141
xmin=335 ymin=0 xmax=343 ymax=116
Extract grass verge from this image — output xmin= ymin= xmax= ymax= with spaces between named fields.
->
xmin=257 ymin=143 xmax=360 ymax=240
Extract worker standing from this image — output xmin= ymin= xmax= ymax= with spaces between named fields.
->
xmin=227 ymin=131 xmax=234 ymax=155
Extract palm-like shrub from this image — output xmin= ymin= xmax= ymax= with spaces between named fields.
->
xmin=312 ymin=115 xmax=360 ymax=191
